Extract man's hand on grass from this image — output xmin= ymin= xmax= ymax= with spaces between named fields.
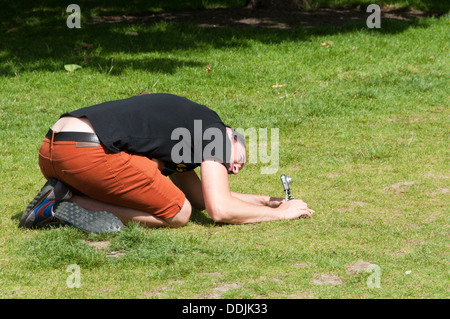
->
xmin=276 ymin=199 xmax=314 ymax=219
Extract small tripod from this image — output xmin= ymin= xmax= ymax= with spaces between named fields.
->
xmin=280 ymin=174 xmax=294 ymax=201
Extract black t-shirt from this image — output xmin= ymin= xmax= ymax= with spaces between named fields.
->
xmin=63 ymin=93 xmax=231 ymax=175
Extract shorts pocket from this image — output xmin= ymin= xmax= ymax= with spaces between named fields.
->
xmin=61 ymin=159 xmax=104 ymax=175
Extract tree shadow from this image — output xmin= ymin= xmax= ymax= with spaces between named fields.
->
xmin=0 ymin=1 xmax=445 ymax=77
xmin=96 ymin=5 xmax=441 ymax=29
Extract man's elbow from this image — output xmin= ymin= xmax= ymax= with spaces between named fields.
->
xmin=206 ymin=204 xmax=231 ymax=223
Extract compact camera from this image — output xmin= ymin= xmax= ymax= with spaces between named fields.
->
xmin=280 ymin=174 xmax=294 ymax=201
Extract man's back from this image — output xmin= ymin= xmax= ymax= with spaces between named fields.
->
xmin=64 ymin=93 xmax=229 ymax=172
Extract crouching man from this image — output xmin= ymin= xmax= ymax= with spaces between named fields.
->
xmin=20 ymin=93 xmax=313 ymax=232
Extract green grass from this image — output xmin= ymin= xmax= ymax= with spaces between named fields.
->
xmin=0 ymin=1 xmax=449 ymax=299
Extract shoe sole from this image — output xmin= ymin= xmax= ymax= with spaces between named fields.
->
xmin=19 ymin=178 xmax=59 ymax=228
xmin=53 ymin=200 xmax=123 ymax=234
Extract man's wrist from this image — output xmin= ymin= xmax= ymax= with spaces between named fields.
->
xmin=266 ymin=197 xmax=284 ymax=208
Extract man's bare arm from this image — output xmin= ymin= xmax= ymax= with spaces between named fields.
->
xmin=170 ymin=170 xmax=205 ymax=210
xmin=200 ymin=160 xmax=312 ymax=224
xmin=230 ymin=192 xmax=284 ymax=208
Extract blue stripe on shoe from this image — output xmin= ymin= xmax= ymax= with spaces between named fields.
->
xmin=31 ymin=199 xmax=55 ymax=226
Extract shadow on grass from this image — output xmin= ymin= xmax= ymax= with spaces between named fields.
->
xmin=190 ymin=209 xmax=220 ymax=227
xmin=0 ymin=1 xmax=446 ymax=76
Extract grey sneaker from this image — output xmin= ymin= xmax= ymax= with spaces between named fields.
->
xmin=19 ymin=179 xmax=72 ymax=229
xmin=53 ymin=200 xmax=123 ymax=234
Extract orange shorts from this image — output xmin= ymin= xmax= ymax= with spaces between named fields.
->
xmin=38 ymin=137 xmax=185 ymax=219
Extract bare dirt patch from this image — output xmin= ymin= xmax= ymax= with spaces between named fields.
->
xmin=202 ymin=272 xmax=225 ymax=278
xmin=195 ymin=282 xmax=243 ymax=298
xmin=83 ymin=240 xmax=110 ymax=250
xmin=385 ymin=181 xmax=415 ymax=193
xmin=346 ymin=260 xmax=375 ymax=274
xmin=312 ymin=273 xmax=343 ymax=285
xmin=83 ymin=240 xmax=126 ymax=257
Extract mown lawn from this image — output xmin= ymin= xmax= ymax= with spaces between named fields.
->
xmin=0 ymin=1 xmax=448 ymax=299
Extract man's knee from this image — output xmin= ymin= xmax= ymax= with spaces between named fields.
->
xmin=166 ymin=198 xmax=191 ymax=228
